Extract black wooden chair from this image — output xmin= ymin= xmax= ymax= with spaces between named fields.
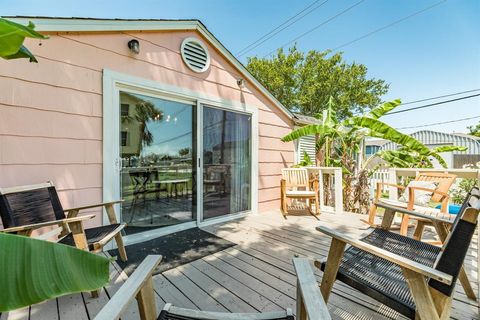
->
xmin=94 ymin=256 xmax=331 ymax=320
xmin=316 ymin=189 xmax=479 ymax=320
xmin=0 ymin=182 xmax=127 ymax=262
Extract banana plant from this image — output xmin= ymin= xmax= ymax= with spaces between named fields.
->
xmin=0 ymin=18 xmax=48 ymax=62
xmin=0 ymin=233 xmax=110 ymax=312
xmin=377 ymin=145 xmax=468 ymax=169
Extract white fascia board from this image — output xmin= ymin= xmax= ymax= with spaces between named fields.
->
xmin=3 ymin=17 xmax=199 ymax=32
xmin=3 ymin=16 xmax=294 ymax=120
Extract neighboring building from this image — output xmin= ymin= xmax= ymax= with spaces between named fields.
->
xmin=0 ymin=17 xmax=297 ymax=240
xmin=365 ymin=137 xmax=388 ymax=159
xmin=292 ymin=113 xmax=320 ymax=164
xmin=380 ymin=130 xmax=480 ymax=168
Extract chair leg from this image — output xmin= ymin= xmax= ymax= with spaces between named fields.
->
xmin=114 ymin=233 xmax=128 ymax=262
xmin=320 ymin=238 xmax=346 ymax=303
xmin=362 ymin=203 xmax=378 ymax=226
xmin=413 ymin=221 xmax=426 ymax=240
xmin=459 ymin=266 xmax=477 ymax=300
xmin=400 ymin=214 xmax=410 ymax=236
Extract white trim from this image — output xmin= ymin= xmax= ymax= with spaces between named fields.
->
xmin=4 ymin=17 xmax=293 ymax=120
xmin=103 ymin=69 xmax=258 ymax=241
xmin=198 ymin=211 xmax=250 ymax=228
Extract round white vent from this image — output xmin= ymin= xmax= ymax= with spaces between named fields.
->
xmin=180 ymin=37 xmax=211 ymax=73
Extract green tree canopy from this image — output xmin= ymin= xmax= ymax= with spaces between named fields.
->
xmin=246 ymin=46 xmax=389 ymax=119
xmin=468 ymin=121 xmax=480 ymax=137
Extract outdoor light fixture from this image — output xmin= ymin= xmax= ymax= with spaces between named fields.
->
xmin=127 ymin=39 xmax=140 ymax=54
xmin=237 ymin=78 xmax=245 ymax=88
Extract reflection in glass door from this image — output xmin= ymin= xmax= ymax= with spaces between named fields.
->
xmin=202 ymin=106 xmax=251 ymax=219
xmin=119 ymin=92 xmax=196 ymax=234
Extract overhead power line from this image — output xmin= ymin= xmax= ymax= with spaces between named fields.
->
xmin=400 ymin=88 xmax=480 ymax=106
xmin=236 ymin=0 xmax=329 ymax=57
xmin=385 ymin=93 xmax=480 ymax=115
xmin=263 ymin=0 xmax=366 ymax=58
xmin=396 ymin=115 xmax=480 ymax=130
xmin=332 ymin=0 xmax=446 ymax=51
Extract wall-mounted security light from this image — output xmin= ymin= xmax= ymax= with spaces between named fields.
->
xmin=128 ymin=39 xmax=140 ymax=54
xmin=237 ymin=78 xmax=245 ymax=88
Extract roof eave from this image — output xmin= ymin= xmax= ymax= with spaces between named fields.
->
xmin=2 ymin=16 xmax=294 ymax=120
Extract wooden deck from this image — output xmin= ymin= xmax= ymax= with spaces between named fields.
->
xmin=2 ymin=210 xmax=479 ymax=319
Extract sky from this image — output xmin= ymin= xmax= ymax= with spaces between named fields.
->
xmin=2 ymin=0 xmax=479 ymax=135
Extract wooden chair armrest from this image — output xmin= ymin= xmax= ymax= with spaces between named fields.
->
xmin=1 ymin=214 xmax=96 ymax=233
xmin=293 ymin=258 xmax=331 ymax=320
xmin=375 ymin=202 xmax=454 ymax=224
xmin=94 ymin=255 xmax=162 ymax=320
xmin=408 ymin=186 xmax=449 ymax=199
xmin=64 ymin=200 xmax=123 ymax=213
xmin=315 ymin=226 xmax=452 ymax=285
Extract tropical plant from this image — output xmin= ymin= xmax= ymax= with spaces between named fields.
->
xmin=377 ymin=145 xmax=467 ymax=169
xmin=292 ymin=151 xmax=314 ymax=168
xmin=0 ymin=18 xmax=48 ymax=62
xmin=0 ymin=233 xmax=109 ymax=312
xmin=246 ymin=46 xmax=389 ymax=118
xmin=281 ymin=97 xmax=460 ymax=213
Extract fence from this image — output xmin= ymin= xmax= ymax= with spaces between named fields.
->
xmin=369 ymin=168 xmax=480 ymax=200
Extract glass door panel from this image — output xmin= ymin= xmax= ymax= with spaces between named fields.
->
xmin=119 ymin=91 xmax=196 ymax=234
xmin=202 ymin=106 xmax=251 ymax=219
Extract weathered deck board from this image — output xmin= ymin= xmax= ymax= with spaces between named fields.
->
xmin=3 ymin=210 xmax=479 ymax=320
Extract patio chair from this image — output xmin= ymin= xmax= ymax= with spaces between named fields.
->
xmin=281 ymin=168 xmax=320 ymax=216
xmin=0 ymin=182 xmax=127 ymax=262
xmin=316 ymin=191 xmax=479 ymax=320
xmin=366 ymin=172 xmax=457 ymax=235
xmin=94 ymin=256 xmax=331 ymax=320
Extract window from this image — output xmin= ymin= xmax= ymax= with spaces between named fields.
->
xmin=121 ymin=104 xmax=130 ymax=117
xmin=121 ymin=131 xmax=128 ymax=146
xmin=366 ymin=145 xmax=380 ymax=156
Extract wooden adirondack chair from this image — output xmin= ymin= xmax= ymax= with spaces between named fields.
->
xmin=0 ymin=182 xmax=127 ymax=261
xmin=317 ymin=190 xmax=480 ymax=319
xmin=280 ymin=168 xmax=320 ymax=216
xmin=367 ymin=172 xmax=457 ymax=235
xmin=94 ymin=256 xmax=331 ymax=320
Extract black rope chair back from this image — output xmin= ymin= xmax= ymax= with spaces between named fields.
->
xmin=0 ymin=182 xmax=66 ymax=229
xmin=428 ymin=189 xmax=480 ymax=297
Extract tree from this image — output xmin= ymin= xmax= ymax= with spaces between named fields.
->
xmin=246 ymin=46 xmax=389 ymax=119
xmin=468 ymin=121 xmax=480 ymax=137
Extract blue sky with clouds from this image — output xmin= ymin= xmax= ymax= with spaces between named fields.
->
xmin=2 ymin=0 xmax=479 ymax=134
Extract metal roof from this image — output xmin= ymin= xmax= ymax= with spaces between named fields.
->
xmin=380 ymin=130 xmax=480 ymax=154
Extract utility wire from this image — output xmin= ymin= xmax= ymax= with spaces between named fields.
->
xmin=396 ymin=115 xmax=480 ymax=130
xmin=400 ymin=88 xmax=480 ymax=106
xmin=263 ymin=0 xmax=366 ymax=58
xmin=332 ymin=0 xmax=447 ymax=51
xmin=236 ymin=0 xmax=329 ymax=57
xmin=385 ymin=93 xmax=480 ymax=115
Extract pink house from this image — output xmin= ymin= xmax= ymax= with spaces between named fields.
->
xmin=0 ymin=17 xmax=297 ymax=241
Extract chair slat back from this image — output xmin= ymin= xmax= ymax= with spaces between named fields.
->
xmin=429 ymin=188 xmax=479 ymax=296
xmin=282 ymin=168 xmax=310 ymax=190
xmin=415 ymin=172 xmax=457 ymax=202
xmin=0 ymin=182 xmax=66 ymax=229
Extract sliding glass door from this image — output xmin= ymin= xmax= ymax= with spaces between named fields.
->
xmin=202 ymin=106 xmax=252 ymax=220
xmin=119 ymin=91 xmax=196 ymax=234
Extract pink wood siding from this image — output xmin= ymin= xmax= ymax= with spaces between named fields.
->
xmin=0 ymin=29 xmax=294 ymax=228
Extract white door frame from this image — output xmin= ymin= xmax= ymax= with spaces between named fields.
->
xmin=103 ymin=69 xmax=258 ymax=246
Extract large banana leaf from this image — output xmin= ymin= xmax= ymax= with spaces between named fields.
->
xmin=281 ymin=124 xmax=335 ymax=142
xmin=366 ymin=99 xmax=402 ymax=119
xmin=0 ymin=233 xmax=109 ymax=312
xmin=431 ymin=145 xmax=468 ymax=154
xmin=0 ymin=18 xmax=48 ymax=62
xmin=347 ymin=116 xmax=431 ymax=154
